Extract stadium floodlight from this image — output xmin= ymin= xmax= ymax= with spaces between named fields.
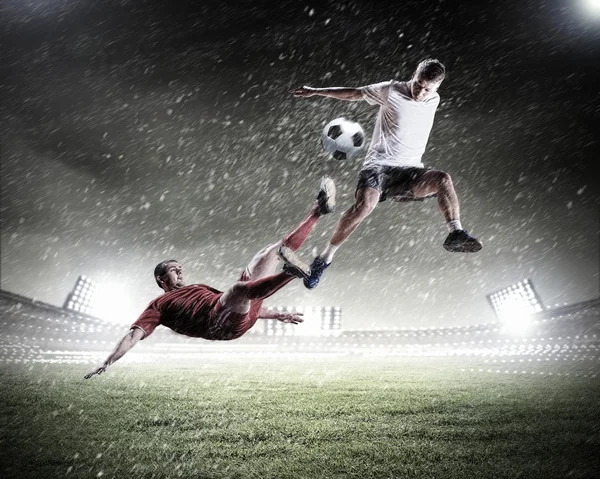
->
xmin=319 ymin=306 xmax=342 ymax=337
xmin=486 ymin=279 xmax=544 ymax=336
xmin=63 ymin=275 xmax=97 ymax=315
xmin=63 ymin=276 xmax=137 ymax=323
xmin=582 ymin=0 xmax=600 ymax=15
xmin=92 ymin=281 xmax=141 ymax=324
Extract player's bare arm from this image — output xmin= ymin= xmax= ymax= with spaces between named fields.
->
xmin=258 ymin=307 xmax=304 ymax=324
xmin=290 ymin=86 xmax=362 ymax=101
xmin=84 ymin=327 xmax=145 ymax=379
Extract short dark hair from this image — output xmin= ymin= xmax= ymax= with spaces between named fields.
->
xmin=154 ymin=259 xmax=178 ymax=288
xmin=414 ymin=58 xmax=445 ymax=82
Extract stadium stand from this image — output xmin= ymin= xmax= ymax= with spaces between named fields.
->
xmin=0 ymin=289 xmax=598 ymax=372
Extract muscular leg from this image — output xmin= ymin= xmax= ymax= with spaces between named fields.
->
xmin=220 ymin=201 xmax=322 ymax=313
xmin=244 ymin=201 xmax=322 ymax=280
xmin=411 ymin=170 xmax=460 ymax=222
xmin=303 ymin=187 xmax=380 ymax=288
xmin=412 ymin=169 xmax=482 ymax=252
xmin=220 ymin=272 xmax=295 ymax=314
xmin=330 ymin=187 xmax=380 ymax=246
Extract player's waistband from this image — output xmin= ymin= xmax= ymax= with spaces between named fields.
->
xmin=362 ymin=158 xmax=425 ymax=169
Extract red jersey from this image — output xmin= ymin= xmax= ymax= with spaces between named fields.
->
xmin=131 ymin=284 xmax=263 ymax=341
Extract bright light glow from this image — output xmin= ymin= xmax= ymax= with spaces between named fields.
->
xmin=298 ymin=306 xmax=322 ymax=336
xmin=498 ymin=299 xmax=535 ymax=336
xmin=486 ymin=279 xmax=545 ymax=336
xmin=487 ymin=279 xmax=543 ymax=336
xmin=583 ymin=0 xmax=600 ymax=14
xmin=92 ymin=282 xmax=138 ymax=324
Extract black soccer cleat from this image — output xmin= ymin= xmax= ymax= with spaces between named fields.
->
xmin=278 ymin=246 xmax=311 ymax=280
xmin=443 ymin=230 xmax=483 ymax=253
xmin=316 ymin=175 xmax=336 ymax=215
xmin=303 ymin=256 xmax=330 ymax=289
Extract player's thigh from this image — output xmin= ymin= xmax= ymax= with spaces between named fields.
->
xmin=354 ymin=187 xmax=380 ymax=214
xmin=410 ymin=169 xmax=447 ymax=198
xmin=220 ymin=282 xmax=252 ymax=314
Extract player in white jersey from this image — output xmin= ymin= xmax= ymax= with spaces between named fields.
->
xmin=290 ymin=59 xmax=482 ymax=289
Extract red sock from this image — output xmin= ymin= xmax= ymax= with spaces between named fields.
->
xmin=243 ymin=272 xmax=295 ymax=300
xmin=282 ymin=203 xmax=320 ymax=251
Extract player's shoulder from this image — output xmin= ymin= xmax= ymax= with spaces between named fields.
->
xmin=380 ymin=79 xmax=398 ymax=96
xmin=364 ymin=79 xmax=394 ymax=90
xmin=390 ymin=80 xmax=411 ymax=98
xmin=425 ymin=91 xmax=441 ymax=105
xmin=387 ymin=80 xmax=440 ymax=100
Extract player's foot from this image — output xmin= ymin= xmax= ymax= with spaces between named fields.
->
xmin=304 ymin=256 xmax=330 ymax=289
xmin=443 ymin=230 xmax=483 ymax=253
xmin=278 ymin=246 xmax=311 ymax=279
xmin=316 ymin=175 xmax=336 ymax=215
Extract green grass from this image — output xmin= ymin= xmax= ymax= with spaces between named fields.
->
xmin=1 ymin=357 xmax=599 ymax=478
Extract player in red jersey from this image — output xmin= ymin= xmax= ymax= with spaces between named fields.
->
xmin=84 ymin=176 xmax=336 ymax=378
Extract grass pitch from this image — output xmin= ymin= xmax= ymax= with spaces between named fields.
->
xmin=1 ymin=357 xmax=599 ymax=479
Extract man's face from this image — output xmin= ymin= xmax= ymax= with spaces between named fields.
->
xmin=159 ymin=262 xmax=185 ymax=291
xmin=410 ymin=72 xmax=443 ymax=102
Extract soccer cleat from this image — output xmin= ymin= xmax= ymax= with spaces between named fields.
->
xmin=443 ymin=230 xmax=483 ymax=253
xmin=278 ymin=246 xmax=311 ymax=280
xmin=316 ymin=175 xmax=336 ymax=215
xmin=303 ymin=256 xmax=330 ymax=289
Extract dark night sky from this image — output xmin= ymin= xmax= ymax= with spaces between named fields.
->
xmin=1 ymin=0 xmax=598 ymax=328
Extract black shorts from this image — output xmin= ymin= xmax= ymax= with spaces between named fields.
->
xmin=356 ymin=164 xmax=436 ymax=202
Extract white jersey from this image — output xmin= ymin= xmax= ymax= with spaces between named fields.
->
xmin=360 ymin=80 xmax=440 ymax=168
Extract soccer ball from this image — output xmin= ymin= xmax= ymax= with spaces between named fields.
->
xmin=321 ymin=117 xmax=365 ymax=161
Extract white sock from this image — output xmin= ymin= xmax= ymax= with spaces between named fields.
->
xmin=320 ymin=243 xmax=339 ymax=264
xmin=447 ymin=220 xmax=463 ymax=233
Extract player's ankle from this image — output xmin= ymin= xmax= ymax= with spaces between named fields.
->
xmin=321 ymin=243 xmax=339 ymax=264
xmin=446 ymin=219 xmax=462 ymax=233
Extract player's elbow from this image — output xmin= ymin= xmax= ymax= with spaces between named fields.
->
xmin=128 ymin=327 xmax=146 ymax=343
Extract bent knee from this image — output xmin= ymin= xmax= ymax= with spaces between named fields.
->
xmin=353 ymin=192 xmax=379 ymax=216
xmin=249 ymin=242 xmax=281 ymax=268
xmin=439 ymin=171 xmax=452 ymax=186
xmin=256 ymin=241 xmax=280 ymax=256
xmin=229 ymin=281 xmax=249 ymax=296
xmin=423 ymin=170 xmax=453 ymax=190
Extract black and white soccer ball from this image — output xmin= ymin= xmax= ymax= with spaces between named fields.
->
xmin=321 ymin=117 xmax=365 ymax=161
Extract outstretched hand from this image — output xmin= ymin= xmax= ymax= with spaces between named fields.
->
xmin=84 ymin=363 xmax=108 ymax=379
xmin=289 ymin=86 xmax=316 ymax=97
xmin=277 ymin=312 xmax=304 ymax=324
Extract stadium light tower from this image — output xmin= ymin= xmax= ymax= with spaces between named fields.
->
xmin=263 ymin=305 xmax=343 ymax=336
xmin=486 ymin=279 xmax=544 ymax=336
xmin=63 ymin=276 xmax=135 ymax=323
xmin=321 ymin=306 xmax=342 ymax=336
xmin=63 ymin=275 xmax=97 ymax=315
